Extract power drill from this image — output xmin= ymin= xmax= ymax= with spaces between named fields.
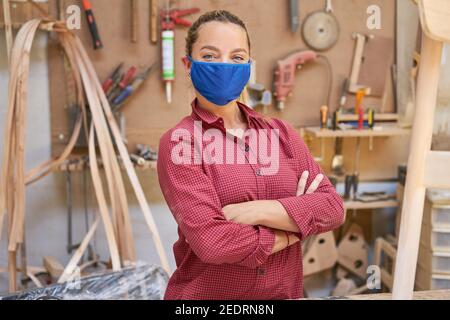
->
xmin=273 ymin=50 xmax=318 ymax=110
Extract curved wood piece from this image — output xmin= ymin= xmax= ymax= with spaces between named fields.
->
xmin=419 ymin=0 xmax=450 ymax=43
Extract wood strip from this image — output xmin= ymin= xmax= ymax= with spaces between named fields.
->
xmin=0 ymin=18 xmax=37 ymax=246
xmin=0 ymin=19 xmax=42 ymax=292
xmin=59 ymin=33 xmax=123 ymax=268
xmin=58 ymin=215 xmax=100 ymax=283
xmin=74 ymin=37 xmax=170 ymax=272
xmin=26 ymin=271 xmax=43 ymax=288
xmin=43 ymin=256 xmax=64 ymax=278
xmin=70 ymin=35 xmax=137 ymax=264
xmin=87 ymin=126 xmax=121 ymax=271
xmin=74 ymin=46 xmax=125 ymax=269
xmin=2 ymin=0 xmax=13 ymax=61
xmin=8 ymin=19 xmax=42 ymax=252
xmin=393 ymin=33 xmax=443 ymax=299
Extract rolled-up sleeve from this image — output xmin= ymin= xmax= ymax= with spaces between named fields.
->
xmin=157 ymin=130 xmax=275 ymax=268
xmin=275 ymin=121 xmax=345 ymax=240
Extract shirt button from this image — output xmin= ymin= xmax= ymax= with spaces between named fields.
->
xmin=257 ymin=267 xmax=265 ymax=275
xmin=256 ymin=169 xmax=263 ymax=176
xmin=245 ymin=145 xmax=250 ymax=152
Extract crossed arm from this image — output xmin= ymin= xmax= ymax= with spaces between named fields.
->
xmin=222 ymin=122 xmax=345 ymax=253
xmin=223 ymin=171 xmax=324 ymax=232
xmin=222 ymin=171 xmax=325 ymax=254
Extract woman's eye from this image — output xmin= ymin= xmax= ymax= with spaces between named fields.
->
xmin=202 ymin=54 xmax=214 ymax=61
xmin=233 ymin=56 xmax=245 ymax=63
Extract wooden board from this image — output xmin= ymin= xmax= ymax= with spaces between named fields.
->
xmin=305 ymin=125 xmax=410 ymax=138
xmin=359 ymin=36 xmax=395 ymax=97
xmin=47 ymin=0 xmax=397 ymax=157
xmin=337 ymin=223 xmax=369 ymax=279
xmin=302 ymin=289 xmax=450 ymax=300
xmin=302 ymin=232 xmax=338 ymax=277
xmin=396 ymin=0 xmax=420 ymax=127
xmin=419 ymin=0 xmax=450 ymax=43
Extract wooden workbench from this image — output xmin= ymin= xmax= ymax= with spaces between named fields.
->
xmin=302 ymin=290 xmax=450 ymax=300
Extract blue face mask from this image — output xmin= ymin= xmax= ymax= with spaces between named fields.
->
xmin=188 ymin=56 xmax=251 ymax=106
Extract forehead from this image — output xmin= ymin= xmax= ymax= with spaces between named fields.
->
xmin=193 ymin=21 xmax=249 ymax=51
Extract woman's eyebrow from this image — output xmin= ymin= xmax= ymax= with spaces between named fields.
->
xmin=231 ymin=48 xmax=248 ymax=54
xmin=200 ymin=45 xmax=220 ymax=52
xmin=199 ymin=46 xmax=248 ymax=54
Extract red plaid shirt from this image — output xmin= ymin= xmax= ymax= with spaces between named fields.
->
xmin=157 ymin=98 xmax=344 ymax=300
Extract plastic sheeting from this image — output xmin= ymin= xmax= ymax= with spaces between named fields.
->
xmin=0 ymin=262 xmax=169 ymax=300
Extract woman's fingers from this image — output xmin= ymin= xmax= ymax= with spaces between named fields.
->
xmin=296 ymin=171 xmax=309 ymax=196
xmin=306 ymin=174 xmax=324 ymax=194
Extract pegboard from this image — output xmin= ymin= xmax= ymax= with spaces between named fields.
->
xmin=47 ymin=0 xmax=398 ymax=169
xmin=0 ymin=0 xmax=49 ymax=28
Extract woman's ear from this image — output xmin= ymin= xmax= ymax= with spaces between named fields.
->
xmin=181 ymin=56 xmax=191 ymax=76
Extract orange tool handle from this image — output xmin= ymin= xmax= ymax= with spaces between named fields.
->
xmin=81 ymin=0 xmax=103 ymax=50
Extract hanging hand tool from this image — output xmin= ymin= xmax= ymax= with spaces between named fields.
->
xmin=161 ymin=6 xmax=200 ymax=103
xmin=131 ymin=0 xmax=139 ymax=43
xmin=136 ymin=144 xmax=158 ymax=161
xmin=108 ymin=66 xmax=138 ymax=101
xmin=368 ymin=108 xmax=375 ymax=129
xmin=118 ymin=66 xmax=138 ymax=92
xmin=331 ymin=137 xmax=344 ymax=176
xmin=106 ymin=70 xmax=124 ymax=97
xmin=81 ymin=0 xmax=103 ymax=50
xmin=112 ymin=63 xmax=158 ymax=109
xmin=130 ymin=154 xmax=146 ymax=166
xmin=82 ymin=160 xmax=96 ymax=263
xmin=302 ymin=0 xmax=339 ymax=51
xmin=66 ymin=169 xmax=76 ymax=254
xmin=320 ymin=105 xmax=328 ymax=129
xmin=150 ymin=0 xmax=158 ymax=43
xmin=57 ymin=0 xmax=66 ymax=21
xmin=273 ymin=50 xmax=318 ymax=110
xmin=339 ymin=78 xmax=349 ymax=109
xmin=289 ymin=0 xmax=299 ymax=33
xmin=349 ymin=33 xmax=373 ymax=94
xmin=102 ymin=63 xmax=124 ymax=93
xmin=355 ymin=88 xmax=366 ymax=130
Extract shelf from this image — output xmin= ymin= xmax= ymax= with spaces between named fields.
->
xmin=53 ymin=159 xmax=157 ymax=172
xmin=304 ymin=125 xmax=411 ymax=138
xmin=344 ymin=199 xmax=399 ymax=211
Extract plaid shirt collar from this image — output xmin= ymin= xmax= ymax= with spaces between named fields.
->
xmin=190 ymin=98 xmax=263 ymax=128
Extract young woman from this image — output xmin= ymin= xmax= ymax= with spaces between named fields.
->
xmin=157 ymin=10 xmax=344 ymax=300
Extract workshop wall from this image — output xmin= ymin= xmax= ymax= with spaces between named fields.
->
xmin=47 ymin=0 xmax=408 ymax=183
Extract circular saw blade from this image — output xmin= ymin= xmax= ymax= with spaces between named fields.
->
xmin=302 ymin=11 xmax=340 ymax=51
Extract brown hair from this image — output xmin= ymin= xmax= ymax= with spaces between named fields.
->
xmin=185 ymin=10 xmax=251 ymax=57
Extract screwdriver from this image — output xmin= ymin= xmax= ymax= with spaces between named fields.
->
xmin=102 ymin=63 xmax=124 ymax=93
xmin=81 ymin=0 xmax=103 ymax=50
xmin=108 ymin=66 xmax=137 ymax=101
xmin=113 ymin=63 xmax=157 ymax=108
xmin=320 ymin=105 xmax=328 ymax=129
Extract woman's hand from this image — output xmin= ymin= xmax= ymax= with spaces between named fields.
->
xmin=271 ymin=229 xmax=301 ymax=254
xmin=222 ymin=201 xmax=265 ymax=226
